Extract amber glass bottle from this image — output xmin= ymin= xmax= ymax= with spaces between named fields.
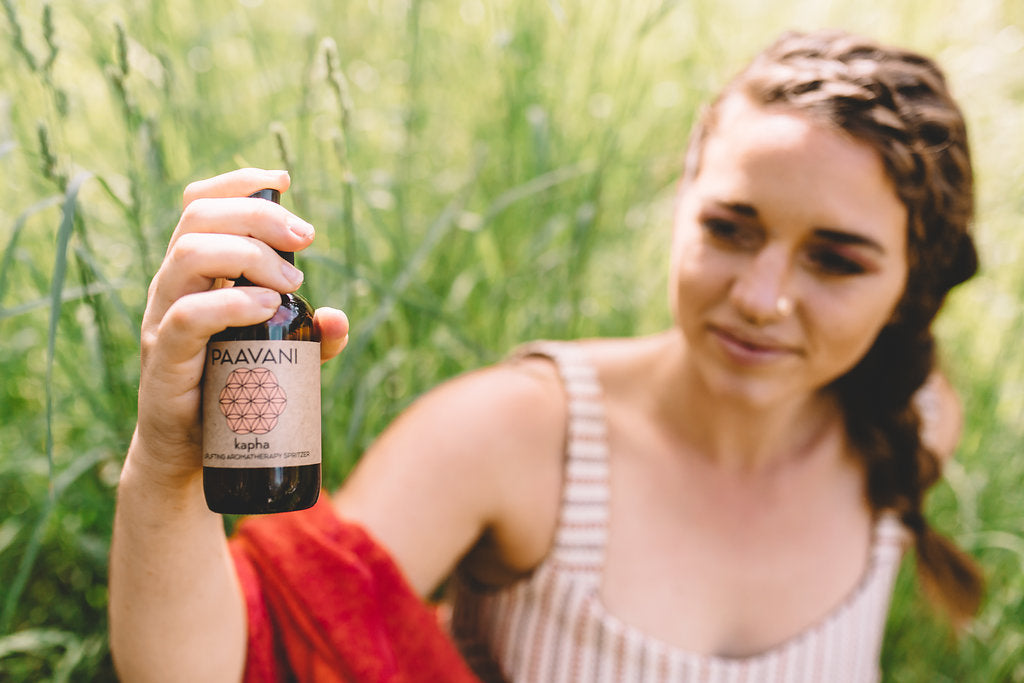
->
xmin=201 ymin=189 xmax=321 ymax=514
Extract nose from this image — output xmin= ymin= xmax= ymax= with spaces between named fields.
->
xmin=729 ymin=248 xmax=794 ymax=325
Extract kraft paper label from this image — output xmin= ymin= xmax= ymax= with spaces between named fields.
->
xmin=202 ymin=340 xmax=321 ymax=468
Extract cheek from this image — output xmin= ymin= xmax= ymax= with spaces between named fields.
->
xmin=808 ymin=285 xmax=904 ymax=372
xmin=669 ymin=237 xmax=731 ymax=322
xmin=668 ymin=196 xmax=708 ymax=304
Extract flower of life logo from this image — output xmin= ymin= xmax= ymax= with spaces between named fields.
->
xmin=218 ymin=367 xmax=288 ymax=435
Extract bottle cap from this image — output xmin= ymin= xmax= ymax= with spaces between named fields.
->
xmin=250 ymin=188 xmax=294 ymax=265
xmin=250 ymin=188 xmax=281 ymax=204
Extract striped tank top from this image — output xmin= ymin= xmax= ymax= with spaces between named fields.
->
xmin=450 ymin=342 xmax=908 ymax=682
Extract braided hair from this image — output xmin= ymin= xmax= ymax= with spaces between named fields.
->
xmin=686 ymin=30 xmax=983 ymax=623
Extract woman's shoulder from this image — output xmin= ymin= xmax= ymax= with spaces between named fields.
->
xmin=330 ymin=348 xmax=572 ymax=593
xmin=444 ymin=345 xmax=569 ymax=435
xmin=913 ymin=370 xmax=964 ymax=464
xmin=359 ymin=346 xmax=572 ymax=485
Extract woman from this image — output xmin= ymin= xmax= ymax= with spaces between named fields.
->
xmin=109 ymin=29 xmax=982 ymax=682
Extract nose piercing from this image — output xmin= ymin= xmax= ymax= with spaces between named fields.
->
xmin=776 ymin=296 xmax=793 ymax=317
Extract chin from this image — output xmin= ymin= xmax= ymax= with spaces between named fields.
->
xmin=696 ymin=362 xmax=810 ymax=411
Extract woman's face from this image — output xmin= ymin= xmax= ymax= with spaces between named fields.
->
xmin=670 ymin=95 xmax=909 ymax=408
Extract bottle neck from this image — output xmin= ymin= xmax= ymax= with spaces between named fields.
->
xmin=235 ymin=189 xmax=292 ymax=286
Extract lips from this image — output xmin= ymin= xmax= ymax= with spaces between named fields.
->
xmin=708 ymin=324 xmax=799 ymax=366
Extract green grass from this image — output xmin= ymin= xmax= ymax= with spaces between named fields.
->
xmin=1 ymin=0 xmax=1022 ymax=680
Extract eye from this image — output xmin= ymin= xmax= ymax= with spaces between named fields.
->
xmin=805 ymin=247 xmax=868 ymax=276
xmin=701 ymin=218 xmax=761 ymax=250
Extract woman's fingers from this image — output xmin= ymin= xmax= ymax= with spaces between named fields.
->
xmin=168 ymin=287 xmax=282 ymax=353
xmin=143 ymin=286 xmax=282 ymax=367
xmin=136 ymin=286 xmax=283 ymax=468
xmin=146 ymin=168 xmax=316 ymax=333
xmin=168 ymin=194 xmax=315 ymax=257
xmin=314 ymin=307 xmax=351 ymax=363
xmin=173 ymin=168 xmax=299 ymax=253
xmin=145 ymin=232 xmax=304 ymax=328
xmin=182 ymin=168 xmax=291 ymax=206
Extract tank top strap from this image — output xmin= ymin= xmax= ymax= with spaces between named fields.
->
xmin=871 ymin=511 xmax=912 ymax=562
xmin=509 ymin=341 xmax=609 ymax=581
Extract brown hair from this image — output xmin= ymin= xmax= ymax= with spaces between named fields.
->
xmin=686 ymin=30 xmax=983 ymax=623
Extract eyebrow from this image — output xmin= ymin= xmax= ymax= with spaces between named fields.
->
xmin=711 ymin=201 xmax=888 ymax=254
xmin=715 ymin=201 xmax=758 ymax=218
xmin=812 ymin=228 xmax=887 ymax=254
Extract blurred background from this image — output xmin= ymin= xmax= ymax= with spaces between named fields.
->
xmin=0 ymin=0 xmax=1021 ymax=679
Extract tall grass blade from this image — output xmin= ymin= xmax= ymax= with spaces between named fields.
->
xmin=546 ymin=0 xmax=567 ymax=25
xmin=480 ymin=160 xmax=596 ymax=224
xmin=0 ymin=279 xmax=129 ymax=322
xmin=1 ymin=0 xmax=38 ymax=70
xmin=44 ymin=171 xmax=91 ymax=486
xmin=0 ymin=519 xmax=18 ymax=557
xmin=0 ymin=449 xmax=106 ymax=634
xmin=0 ymin=628 xmax=71 ymax=658
xmin=73 ymin=244 xmax=138 ymax=339
xmin=92 ymin=173 xmax=151 ymax=273
xmin=336 ymin=156 xmax=483 ymax=371
xmin=637 ymin=0 xmax=685 ymax=37
xmin=41 ymin=2 xmax=58 ymax=73
xmin=51 ymin=633 xmax=104 ymax=683
xmin=0 ymin=195 xmax=63 ymax=305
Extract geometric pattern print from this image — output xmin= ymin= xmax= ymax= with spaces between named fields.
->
xmin=218 ymin=367 xmax=288 ymax=435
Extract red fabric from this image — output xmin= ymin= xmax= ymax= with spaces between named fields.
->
xmin=229 ymin=494 xmax=481 ymax=683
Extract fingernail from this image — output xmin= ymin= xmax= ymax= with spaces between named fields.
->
xmin=282 ymin=261 xmax=304 ymax=286
xmin=289 ymin=218 xmax=315 ymax=240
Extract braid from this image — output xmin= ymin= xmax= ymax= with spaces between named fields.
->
xmin=691 ymin=30 xmax=983 ymax=622
xmin=836 ymin=323 xmax=982 ymax=623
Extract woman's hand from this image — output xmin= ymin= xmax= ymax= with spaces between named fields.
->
xmin=132 ymin=167 xmax=349 ymax=488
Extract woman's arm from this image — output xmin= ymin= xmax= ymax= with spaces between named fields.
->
xmin=108 ymin=168 xmax=563 ymax=681
xmin=108 ymin=168 xmax=344 ymax=683
xmin=110 ymin=440 xmax=249 ymax=683
xmin=332 ymin=354 xmax=566 ymax=596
